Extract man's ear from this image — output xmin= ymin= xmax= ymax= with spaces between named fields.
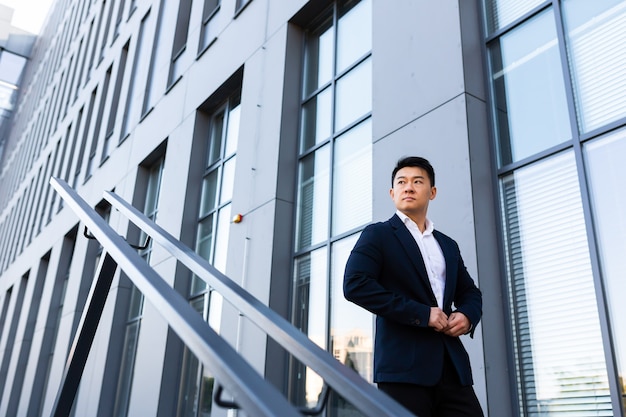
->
xmin=389 ymin=188 xmax=395 ymax=200
xmin=430 ymin=186 xmax=437 ymax=200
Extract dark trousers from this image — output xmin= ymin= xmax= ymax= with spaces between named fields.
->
xmin=377 ymin=355 xmax=484 ymax=417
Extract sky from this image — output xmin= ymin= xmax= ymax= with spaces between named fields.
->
xmin=0 ymin=0 xmax=54 ymax=34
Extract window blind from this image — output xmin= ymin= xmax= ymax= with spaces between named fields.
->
xmin=501 ymin=151 xmax=612 ymax=416
xmin=563 ymin=1 xmax=626 ymax=133
xmin=484 ymin=0 xmax=544 ymax=34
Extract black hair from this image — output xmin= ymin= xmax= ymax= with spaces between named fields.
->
xmin=391 ymin=156 xmax=435 ymax=187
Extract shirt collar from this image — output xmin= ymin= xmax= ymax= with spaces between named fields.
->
xmin=396 ymin=210 xmax=434 ymax=235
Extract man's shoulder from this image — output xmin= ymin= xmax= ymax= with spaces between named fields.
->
xmin=364 ymin=215 xmax=401 ymax=232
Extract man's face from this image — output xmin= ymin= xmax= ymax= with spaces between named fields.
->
xmin=390 ymin=166 xmax=436 ymax=215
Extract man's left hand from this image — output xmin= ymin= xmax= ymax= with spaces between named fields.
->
xmin=443 ymin=312 xmax=470 ymax=337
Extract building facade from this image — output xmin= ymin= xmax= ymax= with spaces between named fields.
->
xmin=0 ymin=0 xmax=624 ymax=416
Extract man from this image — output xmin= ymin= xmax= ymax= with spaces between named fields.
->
xmin=343 ymin=156 xmax=484 ymax=417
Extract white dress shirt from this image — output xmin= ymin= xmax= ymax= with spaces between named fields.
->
xmin=396 ymin=210 xmax=446 ymax=308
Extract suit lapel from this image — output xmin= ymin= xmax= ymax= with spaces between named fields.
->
xmin=389 ymin=215 xmax=435 ymax=295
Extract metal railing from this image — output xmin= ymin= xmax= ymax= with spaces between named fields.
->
xmin=49 ymin=177 xmax=413 ymax=417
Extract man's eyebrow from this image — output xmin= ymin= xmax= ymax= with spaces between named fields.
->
xmin=395 ymin=175 xmax=425 ymax=181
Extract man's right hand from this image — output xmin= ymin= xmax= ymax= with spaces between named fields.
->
xmin=428 ymin=307 xmax=449 ymax=332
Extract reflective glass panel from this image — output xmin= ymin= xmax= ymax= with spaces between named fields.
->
xmin=144 ymin=159 xmax=164 ymax=216
xmin=219 ymin=157 xmax=235 ymax=204
xmin=329 ymin=233 xmax=372 ymax=415
xmin=332 ymin=120 xmax=371 ymax=236
xmin=483 ymin=0 xmax=544 ymax=34
xmin=303 ymin=17 xmax=334 ymax=97
xmin=213 ymin=204 xmax=231 ymax=274
xmin=176 ymin=297 xmax=205 ymax=417
xmin=224 ymin=100 xmax=240 ymax=157
xmin=562 ymin=0 xmax=626 ymax=134
xmin=295 ymin=146 xmax=330 ymax=250
xmin=336 ymin=0 xmax=371 ymax=74
xmin=200 ymin=169 xmax=218 ymax=216
xmin=207 ymin=111 xmax=224 ymax=167
xmin=585 ymin=127 xmax=626 ymax=414
xmin=335 ymin=57 xmax=371 ymax=133
xmin=329 ymin=233 xmax=372 ymax=380
xmin=489 ymin=9 xmax=570 ymax=166
xmin=300 ymin=87 xmax=332 ymax=152
xmin=293 ymin=248 xmax=328 ymax=408
xmin=208 ymin=289 xmax=223 ymax=333
xmin=113 ymin=320 xmax=141 ymax=417
xmin=500 ymin=151 xmax=611 ymax=415
xmin=196 ymin=213 xmax=214 ymax=263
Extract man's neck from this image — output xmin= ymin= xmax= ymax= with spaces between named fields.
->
xmin=398 ymin=210 xmax=428 ymax=233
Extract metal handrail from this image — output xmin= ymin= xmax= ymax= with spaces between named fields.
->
xmin=101 ymin=189 xmax=413 ymax=417
xmin=50 ymin=178 xmax=302 ymax=417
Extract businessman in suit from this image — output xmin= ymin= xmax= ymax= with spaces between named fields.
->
xmin=344 ymin=156 xmax=484 ymax=417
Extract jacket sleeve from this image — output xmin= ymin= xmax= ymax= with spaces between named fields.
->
xmin=343 ymin=224 xmax=432 ymax=328
xmin=449 ymin=240 xmax=482 ymax=337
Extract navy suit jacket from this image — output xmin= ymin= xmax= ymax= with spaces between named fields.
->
xmin=343 ymin=214 xmax=482 ymax=386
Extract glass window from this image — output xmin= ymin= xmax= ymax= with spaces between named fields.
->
xmin=483 ymin=0 xmax=544 ymax=34
xmin=303 ymin=19 xmax=333 ymax=98
xmin=295 ymin=145 xmax=330 ymax=251
xmin=86 ymin=66 xmax=112 ymax=180
xmin=300 ymin=87 xmax=332 ymax=151
xmin=113 ymin=156 xmax=164 ymax=417
xmin=199 ymin=0 xmax=220 ymax=53
xmin=292 ymin=0 xmax=372 ymax=411
xmin=331 ymin=119 xmax=371 ymax=236
xmin=175 ymin=297 xmax=215 ymax=417
xmin=235 ymin=0 xmax=251 ymax=13
xmin=292 ymin=247 xmax=328 ymax=409
xmin=169 ymin=0 xmax=193 ymax=86
xmin=334 ymin=57 xmax=371 ymax=132
xmin=103 ymin=42 xmax=130 ymax=160
xmin=489 ymin=9 xmax=571 ymax=166
xmin=562 ymin=0 xmax=626 ymax=134
xmin=143 ymin=1 xmax=169 ymax=115
xmin=176 ymin=92 xmax=240 ymax=417
xmin=585 ymin=127 xmax=626 ymax=414
xmin=500 ymin=151 xmax=611 ymax=416
xmin=336 ymin=0 xmax=371 ymax=74
xmin=121 ymin=10 xmax=151 ymax=142
xmin=329 ymin=232 xmax=372 ymax=381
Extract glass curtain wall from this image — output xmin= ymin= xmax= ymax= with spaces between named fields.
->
xmin=291 ymin=0 xmax=372 ymax=416
xmin=175 ymin=92 xmax=240 ymax=417
xmin=484 ymin=0 xmax=626 ymax=415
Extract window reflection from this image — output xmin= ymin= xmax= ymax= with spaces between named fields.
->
xmin=293 ymin=1 xmax=372 ymax=413
xmin=295 ymin=147 xmax=330 ymax=251
xmin=336 ymin=0 xmax=371 ymax=74
xmin=483 ymin=0 xmax=544 ymax=34
xmin=329 ymin=233 xmax=372 ymax=380
xmin=332 ymin=120 xmax=371 ymax=236
xmin=303 ymin=19 xmax=334 ymax=97
xmin=293 ymin=248 xmax=328 ymax=409
xmin=335 ymin=57 xmax=371 ymax=133
xmin=584 ymin=127 xmax=626 ymax=413
xmin=489 ymin=9 xmax=570 ymax=166
xmin=562 ymin=0 xmax=626 ymax=134
xmin=300 ymin=87 xmax=332 ymax=151
xmin=500 ymin=151 xmax=611 ymax=415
